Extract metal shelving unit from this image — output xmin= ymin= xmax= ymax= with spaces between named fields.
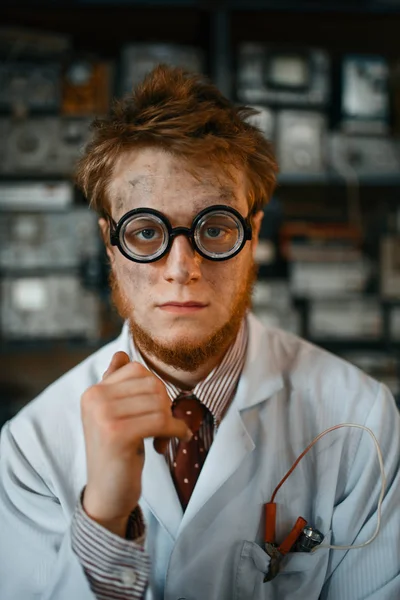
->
xmin=1 ymin=0 xmax=400 ymax=420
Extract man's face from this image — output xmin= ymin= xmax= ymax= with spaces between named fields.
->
xmin=100 ymin=147 xmax=263 ymax=371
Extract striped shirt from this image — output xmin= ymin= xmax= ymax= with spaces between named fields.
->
xmin=71 ymin=318 xmax=248 ymax=600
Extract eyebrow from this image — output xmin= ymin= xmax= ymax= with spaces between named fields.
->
xmin=218 ymin=186 xmax=238 ymax=204
xmin=190 ymin=193 xmax=239 ymax=215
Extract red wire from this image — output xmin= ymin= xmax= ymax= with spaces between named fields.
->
xmin=270 ymin=424 xmax=346 ymax=503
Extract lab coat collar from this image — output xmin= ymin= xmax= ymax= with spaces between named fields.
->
xmin=235 ymin=313 xmax=285 ymax=411
xmin=140 ymin=314 xmax=284 ymax=540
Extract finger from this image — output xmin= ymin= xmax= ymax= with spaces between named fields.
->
xmin=102 ymin=359 xmax=151 ymax=385
xmin=117 ymin=413 xmax=193 ymax=445
xmin=100 ymin=392 xmax=170 ymax=419
xmin=102 ymin=351 xmax=131 ymax=380
xmin=101 ymin=377 xmax=164 ymax=403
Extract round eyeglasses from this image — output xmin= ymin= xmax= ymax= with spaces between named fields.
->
xmin=108 ymin=204 xmax=253 ymax=263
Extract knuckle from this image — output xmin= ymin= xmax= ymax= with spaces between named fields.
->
xmin=148 ymin=394 xmax=168 ymax=416
xmin=81 ymin=385 xmax=111 ymax=424
xmin=153 ymin=410 xmax=169 ymax=430
xmin=146 ymin=376 xmax=162 ymax=394
xmin=81 ymin=384 xmax=102 ymax=412
xmin=155 ymin=378 xmax=167 ymax=395
xmin=128 ymin=361 xmax=147 ymax=377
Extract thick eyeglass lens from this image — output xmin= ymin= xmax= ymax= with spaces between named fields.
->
xmin=119 ymin=209 xmax=244 ymax=260
xmin=195 ymin=212 xmax=243 ymax=257
xmin=121 ymin=215 xmax=167 ymax=258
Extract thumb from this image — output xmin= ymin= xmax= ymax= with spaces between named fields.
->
xmin=102 ymin=351 xmax=131 ymax=380
xmin=153 ymin=419 xmax=193 ymax=455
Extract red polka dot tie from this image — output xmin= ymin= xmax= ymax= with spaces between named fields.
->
xmin=171 ymin=393 xmax=208 ymax=510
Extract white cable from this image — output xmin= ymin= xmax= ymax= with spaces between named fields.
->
xmin=308 ymin=423 xmax=386 ymax=552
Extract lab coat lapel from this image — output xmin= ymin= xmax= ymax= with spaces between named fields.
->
xmin=141 ymin=437 xmax=183 ymax=540
xmin=178 ymin=314 xmax=284 ymax=533
xmin=177 ymin=395 xmax=255 ymax=533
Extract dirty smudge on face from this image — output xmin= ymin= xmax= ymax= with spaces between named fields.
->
xmin=109 ymin=150 xmax=242 ymax=224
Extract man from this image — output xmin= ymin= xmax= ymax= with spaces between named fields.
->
xmin=0 ymin=65 xmax=399 ymax=600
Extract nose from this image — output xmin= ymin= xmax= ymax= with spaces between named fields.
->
xmin=163 ymin=234 xmax=201 ymax=284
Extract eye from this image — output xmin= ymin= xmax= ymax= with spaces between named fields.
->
xmin=205 ymin=227 xmax=224 ymax=238
xmin=138 ymin=228 xmax=157 ymax=240
xmin=203 ymin=224 xmax=235 ymax=240
xmin=124 ymin=220 xmax=164 ymax=244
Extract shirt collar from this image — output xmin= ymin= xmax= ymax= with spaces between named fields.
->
xmin=129 ymin=317 xmax=248 ymax=426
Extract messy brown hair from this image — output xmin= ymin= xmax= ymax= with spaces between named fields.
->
xmin=75 ymin=64 xmax=278 ymax=216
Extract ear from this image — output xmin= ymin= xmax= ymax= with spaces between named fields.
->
xmin=250 ymin=210 xmax=264 ymax=258
xmin=98 ymin=217 xmax=115 ymax=264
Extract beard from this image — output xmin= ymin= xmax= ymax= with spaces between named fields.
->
xmin=110 ymin=260 xmax=257 ymax=372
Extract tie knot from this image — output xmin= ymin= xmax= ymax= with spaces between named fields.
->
xmin=172 ymin=394 xmax=206 ymax=434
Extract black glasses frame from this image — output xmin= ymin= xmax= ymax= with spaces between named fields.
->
xmin=108 ymin=204 xmax=253 ymax=263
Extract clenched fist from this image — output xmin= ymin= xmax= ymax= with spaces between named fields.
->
xmin=81 ymin=351 xmax=192 ymax=537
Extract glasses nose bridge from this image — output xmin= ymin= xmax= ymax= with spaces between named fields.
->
xmin=169 ymin=225 xmax=194 ymax=249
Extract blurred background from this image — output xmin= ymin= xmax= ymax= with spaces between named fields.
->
xmin=1 ymin=0 xmax=400 ymax=427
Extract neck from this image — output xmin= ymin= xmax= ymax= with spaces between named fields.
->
xmin=137 ymin=345 xmax=229 ymax=390
xmin=129 ymin=314 xmax=246 ymax=390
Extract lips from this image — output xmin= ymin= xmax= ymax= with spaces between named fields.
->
xmin=159 ymin=302 xmax=207 ymax=308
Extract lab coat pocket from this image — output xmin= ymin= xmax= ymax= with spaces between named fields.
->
xmin=268 ymin=529 xmax=332 ymax=599
xmin=234 ymin=541 xmax=271 ymax=600
xmin=234 ymin=531 xmax=332 ymax=600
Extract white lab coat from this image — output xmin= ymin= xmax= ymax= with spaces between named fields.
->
xmin=0 ymin=314 xmax=399 ymax=600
